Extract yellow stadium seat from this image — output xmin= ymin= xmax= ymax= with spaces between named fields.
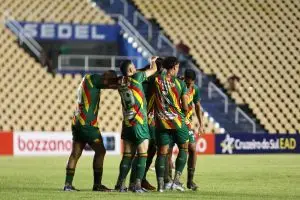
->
xmin=133 ymin=0 xmax=300 ymax=133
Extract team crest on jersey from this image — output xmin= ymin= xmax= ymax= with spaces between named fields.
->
xmin=157 ymin=110 xmax=178 ymax=120
xmin=157 ymin=79 xmax=175 ymax=88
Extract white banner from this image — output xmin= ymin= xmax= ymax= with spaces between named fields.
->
xmin=13 ymin=132 xmax=120 ymax=156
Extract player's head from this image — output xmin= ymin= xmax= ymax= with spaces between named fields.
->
xmin=120 ymin=60 xmax=136 ymax=76
xmin=184 ymin=69 xmax=196 ymax=88
xmin=163 ymin=56 xmax=179 ymax=76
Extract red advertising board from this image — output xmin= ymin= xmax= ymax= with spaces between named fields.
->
xmin=173 ymin=134 xmax=215 ymax=155
xmin=0 ymin=132 xmax=13 ymax=155
xmin=195 ymin=134 xmax=215 ymax=154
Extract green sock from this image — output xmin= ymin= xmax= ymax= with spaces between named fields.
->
xmin=129 ymin=156 xmax=138 ymax=185
xmin=93 ymin=167 xmax=103 ymax=186
xmin=65 ymin=168 xmax=75 ymax=185
xmin=164 ymin=155 xmax=171 ymax=183
xmin=116 ymin=153 xmax=132 ymax=188
xmin=143 ymin=145 xmax=156 ymax=180
xmin=175 ymin=148 xmax=188 ymax=173
xmin=155 ymin=154 xmax=167 ymax=179
xmin=136 ymin=153 xmax=147 ymax=180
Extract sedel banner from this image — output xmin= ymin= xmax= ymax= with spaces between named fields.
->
xmin=215 ymin=133 xmax=300 ymax=154
xmin=13 ymin=132 xmax=121 ymax=156
xmin=16 ymin=21 xmax=120 ymax=41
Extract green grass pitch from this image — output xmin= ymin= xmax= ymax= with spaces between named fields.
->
xmin=0 ymin=155 xmax=299 ymax=200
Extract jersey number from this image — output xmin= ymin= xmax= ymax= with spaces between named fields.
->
xmin=120 ymin=87 xmax=135 ymax=119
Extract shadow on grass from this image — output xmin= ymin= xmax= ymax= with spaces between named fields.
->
xmin=2 ymin=186 xmax=299 ymax=199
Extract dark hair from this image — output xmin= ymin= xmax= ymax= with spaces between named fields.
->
xmin=104 ymin=70 xmax=117 ymax=78
xmin=163 ymin=57 xmax=179 ymax=70
xmin=156 ymin=57 xmax=164 ymax=71
xmin=184 ymin=69 xmax=196 ymax=81
xmin=120 ymin=60 xmax=132 ymax=76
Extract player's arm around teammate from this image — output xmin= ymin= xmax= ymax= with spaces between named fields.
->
xmin=115 ymin=57 xmax=157 ymax=193
xmin=128 ymin=58 xmax=164 ymax=191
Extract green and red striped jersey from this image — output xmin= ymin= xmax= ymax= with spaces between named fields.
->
xmin=147 ymin=92 xmax=155 ymax=127
xmin=72 ymin=74 xmax=105 ymax=127
xmin=142 ymin=73 xmax=157 ymax=127
xmin=186 ymin=84 xmax=200 ymax=121
xmin=153 ymin=73 xmax=188 ymax=129
xmin=119 ymin=72 xmax=148 ymax=127
xmin=145 ymin=70 xmax=166 ymax=127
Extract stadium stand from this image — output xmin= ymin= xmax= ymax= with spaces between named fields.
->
xmin=0 ymin=0 xmax=220 ymax=133
xmin=0 ymin=0 xmax=118 ymax=132
xmin=133 ymin=0 xmax=300 ymax=133
xmin=0 ymin=24 xmax=123 ymax=132
xmin=0 ymin=0 xmax=114 ymax=24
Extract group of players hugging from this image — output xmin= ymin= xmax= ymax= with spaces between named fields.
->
xmin=63 ymin=56 xmax=204 ymax=193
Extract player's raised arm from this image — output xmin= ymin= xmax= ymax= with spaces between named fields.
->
xmin=91 ymin=70 xmax=119 ymax=89
xmin=145 ymin=56 xmax=158 ymax=78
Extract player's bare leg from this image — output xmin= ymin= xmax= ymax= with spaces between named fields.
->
xmin=64 ymin=141 xmax=86 ymax=191
xmin=89 ymin=140 xmax=112 ymax=192
xmin=172 ymin=142 xmax=189 ymax=191
xmin=133 ymin=139 xmax=149 ymax=193
xmin=155 ymin=145 xmax=169 ymax=192
xmin=187 ymin=142 xmax=198 ymax=190
xmin=115 ymin=141 xmax=135 ymax=192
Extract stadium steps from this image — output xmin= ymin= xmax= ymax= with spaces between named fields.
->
xmin=200 ymin=76 xmax=265 ymax=133
xmin=97 ymin=0 xmax=266 ymax=133
xmin=96 ymin=0 xmax=174 ymax=56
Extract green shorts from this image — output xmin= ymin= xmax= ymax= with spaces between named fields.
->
xmin=72 ymin=124 xmax=102 ymax=144
xmin=156 ymin=123 xmax=189 ymax=146
xmin=121 ymin=124 xmax=150 ymax=145
xmin=189 ymin=130 xmax=196 ymax=143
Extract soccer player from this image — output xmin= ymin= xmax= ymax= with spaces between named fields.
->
xmin=164 ymin=69 xmax=204 ymax=190
xmin=153 ymin=57 xmax=189 ymax=192
xmin=129 ymin=58 xmax=164 ymax=191
xmin=115 ymin=57 xmax=157 ymax=193
xmin=184 ymin=69 xmax=204 ymax=190
xmin=64 ymin=70 xmax=117 ymax=192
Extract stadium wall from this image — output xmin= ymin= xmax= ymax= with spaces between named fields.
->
xmin=18 ymin=21 xmax=120 ymax=41
xmin=1 ymin=132 xmax=299 ymax=156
